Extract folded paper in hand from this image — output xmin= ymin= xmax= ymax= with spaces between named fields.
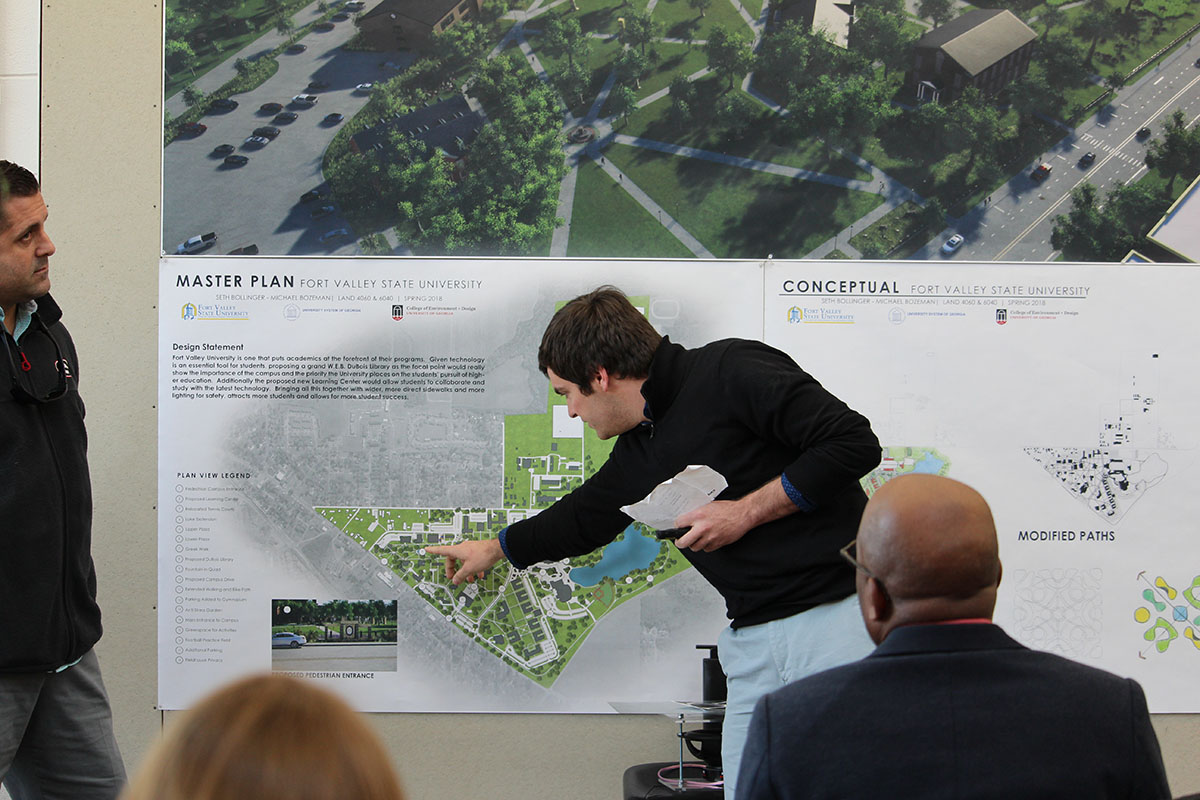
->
xmin=619 ymin=465 xmax=728 ymax=530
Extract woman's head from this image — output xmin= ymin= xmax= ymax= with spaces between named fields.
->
xmin=123 ymin=674 xmax=405 ymax=800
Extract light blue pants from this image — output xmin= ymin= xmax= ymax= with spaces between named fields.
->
xmin=718 ymin=594 xmax=874 ymax=799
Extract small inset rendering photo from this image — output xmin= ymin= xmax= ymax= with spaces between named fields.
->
xmin=271 ymin=598 xmax=398 ymax=672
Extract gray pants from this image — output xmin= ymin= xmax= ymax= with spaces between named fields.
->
xmin=0 ymin=649 xmax=125 ymax=800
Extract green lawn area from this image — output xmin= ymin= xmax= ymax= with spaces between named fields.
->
xmin=567 ymin=158 xmax=696 ymax=257
xmin=605 ymin=141 xmax=884 ymax=258
xmin=617 ymin=79 xmax=872 ymax=180
xmin=850 ymin=201 xmax=941 ymax=259
xmin=632 ymin=41 xmax=711 ymax=101
xmin=652 ymin=0 xmax=756 ymax=43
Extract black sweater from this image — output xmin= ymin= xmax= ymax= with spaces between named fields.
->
xmin=0 ymin=294 xmax=102 ymax=671
xmin=504 ymin=337 xmax=881 ymax=627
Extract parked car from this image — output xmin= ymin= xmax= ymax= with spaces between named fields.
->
xmin=175 ymin=232 xmax=217 ymax=254
xmin=274 ymin=111 xmax=299 ymax=124
xmin=227 ymin=243 xmax=260 ymax=255
xmin=259 ymin=101 xmax=283 ymax=114
xmin=179 ymin=121 xmax=207 ymax=136
xmin=331 ymin=11 xmax=350 ymax=20
xmin=272 ymin=631 xmax=307 ymax=649
xmin=253 ymin=126 xmax=281 ymax=139
xmin=224 ymin=154 xmax=249 ymax=166
xmin=941 ymin=234 xmax=964 ymax=254
xmin=310 ymin=204 xmax=336 ymax=219
xmin=1078 ymin=151 xmax=1096 ymax=167
xmin=291 ymin=94 xmax=319 ymax=106
xmin=314 ymin=21 xmax=335 ymax=31
xmin=300 ymin=188 xmax=328 ymax=203
xmin=307 ymin=80 xmax=330 ymax=90
xmin=354 ymin=82 xmax=374 ymax=94
xmin=212 ymin=144 xmax=235 ymax=156
xmin=243 ymin=135 xmax=270 ymax=147
xmin=1137 ymin=126 xmax=1151 ymax=139
xmin=209 ymin=97 xmax=238 ymax=112
xmin=323 ymin=112 xmax=344 ymax=124
xmin=285 ymin=43 xmax=307 ymax=54
xmin=318 ymin=227 xmax=350 ymax=243
xmin=1031 ymin=162 xmax=1052 ymax=181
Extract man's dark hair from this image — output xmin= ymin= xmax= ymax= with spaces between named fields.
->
xmin=0 ymin=160 xmax=40 ymax=226
xmin=537 ymin=286 xmax=662 ymax=394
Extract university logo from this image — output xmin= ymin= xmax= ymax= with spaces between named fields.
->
xmin=787 ymin=306 xmax=802 ymax=323
xmin=995 ymin=308 xmax=1007 ymax=325
xmin=181 ymin=303 xmax=198 ymax=321
xmin=392 ymin=304 xmax=404 ymax=321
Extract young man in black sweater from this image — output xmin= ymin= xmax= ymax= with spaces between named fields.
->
xmin=429 ymin=286 xmax=880 ymax=795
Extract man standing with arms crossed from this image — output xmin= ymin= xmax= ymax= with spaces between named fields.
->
xmin=429 ymin=286 xmax=880 ymax=794
xmin=0 ymin=160 xmax=125 ymax=799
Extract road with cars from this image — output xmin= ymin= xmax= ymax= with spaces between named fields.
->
xmin=162 ymin=6 xmax=411 ymax=257
xmin=913 ymin=36 xmax=1200 ymax=262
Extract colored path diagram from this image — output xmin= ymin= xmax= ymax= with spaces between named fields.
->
xmin=1135 ymin=571 xmax=1200 ymax=657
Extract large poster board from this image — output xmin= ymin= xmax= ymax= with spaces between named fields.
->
xmin=159 ymin=258 xmax=760 ymax=711
xmin=160 ymin=258 xmax=1200 ymax=712
xmin=761 ymin=262 xmax=1200 ymax=711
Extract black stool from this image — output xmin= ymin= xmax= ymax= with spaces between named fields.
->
xmin=622 ymin=761 xmax=724 ymax=799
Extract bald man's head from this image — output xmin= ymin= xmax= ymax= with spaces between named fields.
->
xmin=855 ymin=475 xmax=1001 ymax=643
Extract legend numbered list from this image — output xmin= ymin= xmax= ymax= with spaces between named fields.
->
xmin=167 ymin=475 xmax=250 ymax=665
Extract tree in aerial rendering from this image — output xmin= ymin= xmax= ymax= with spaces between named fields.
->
xmin=755 ymin=21 xmax=831 ymax=105
xmin=392 ymin=56 xmax=568 ymax=255
xmin=622 ymin=10 xmax=661 ymax=58
xmin=544 ymin=16 xmax=591 ymax=70
xmin=715 ymin=92 xmax=757 ymax=137
xmin=849 ymin=5 xmax=917 ymax=79
xmin=668 ymin=74 xmax=696 ymax=127
xmin=181 ymin=84 xmax=205 ymax=109
xmin=917 ymin=0 xmax=955 ymax=28
xmin=610 ymin=84 xmax=639 ymax=125
xmin=1145 ymin=109 xmax=1200 ymax=194
xmin=165 ymin=39 xmax=198 ymax=78
xmin=1051 ymin=182 xmax=1167 ymax=261
xmin=688 ymin=0 xmax=713 ymax=17
xmin=706 ymin=27 xmax=753 ymax=89
xmin=274 ymin=12 xmax=295 ymax=42
xmin=1074 ymin=6 xmax=1118 ymax=65
xmin=945 ymin=88 xmax=1000 ymax=173
xmin=616 ymin=47 xmax=650 ymax=89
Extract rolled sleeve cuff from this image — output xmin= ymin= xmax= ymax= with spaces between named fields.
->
xmin=781 ymin=474 xmax=816 ymax=512
xmin=497 ymin=527 xmax=526 ymax=570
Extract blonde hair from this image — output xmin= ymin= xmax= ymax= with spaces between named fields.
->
xmin=122 ymin=675 xmax=405 ymax=800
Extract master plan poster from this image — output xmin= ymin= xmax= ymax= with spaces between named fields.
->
xmin=159 ymin=258 xmax=762 ymax=711
xmin=762 ymin=262 xmax=1200 ymax=712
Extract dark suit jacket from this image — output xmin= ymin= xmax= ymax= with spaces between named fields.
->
xmin=737 ymin=623 xmax=1170 ymax=800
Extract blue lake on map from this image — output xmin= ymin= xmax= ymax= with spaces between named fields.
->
xmin=569 ymin=525 xmax=661 ymax=586
xmin=913 ymin=453 xmax=945 ymax=474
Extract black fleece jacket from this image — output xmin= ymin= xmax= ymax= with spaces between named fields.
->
xmin=503 ymin=337 xmax=880 ymax=628
xmin=0 ymin=294 xmax=102 ymax=672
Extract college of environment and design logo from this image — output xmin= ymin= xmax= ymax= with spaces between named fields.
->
xmin=392 ymin=304 xmax=405 ymax=321
xmin=996 ymin=309 xmax=1008 ymax=325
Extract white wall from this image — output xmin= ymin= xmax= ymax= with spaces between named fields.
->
xmin=0 ymin=0 xmax=40 ymax=170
